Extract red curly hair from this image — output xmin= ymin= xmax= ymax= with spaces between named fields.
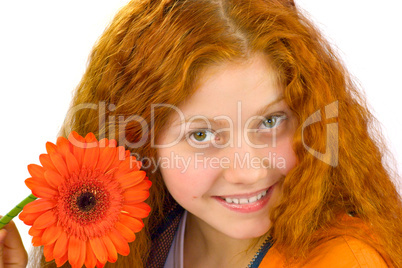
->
xmin=32 ymin=0 xmax=402 ymax=267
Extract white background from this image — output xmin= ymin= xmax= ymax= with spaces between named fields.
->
xmin=0 ymin=0 xmax=401 ymax=255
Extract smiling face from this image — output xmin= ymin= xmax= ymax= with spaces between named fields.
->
xmin=157 ymin=54 xmax=297 ymax=240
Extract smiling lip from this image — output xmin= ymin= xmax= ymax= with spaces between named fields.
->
xmin=214 ymin=184 xmax=276 ymax=213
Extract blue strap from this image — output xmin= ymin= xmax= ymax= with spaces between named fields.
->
xmin=248 ymin=238 xmax=273 ymax=268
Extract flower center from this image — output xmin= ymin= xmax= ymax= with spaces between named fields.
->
xmin=58 ymin=169 xmax=112 ymax=226
xmin=57 ymin=168 xmax=124 ymax=239
xmin=76 ymin=192 xmax=97 ymax=212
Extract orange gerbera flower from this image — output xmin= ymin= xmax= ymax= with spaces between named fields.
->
xmin=19 ymin=132 xmax=151 ymax=268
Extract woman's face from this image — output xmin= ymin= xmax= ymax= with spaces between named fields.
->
xmin=157 ymin=54 xmax=297 ymax=240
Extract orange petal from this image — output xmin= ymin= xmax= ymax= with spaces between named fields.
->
xmin=49 ymin=152 xmax=69 ymax=178
xmin=110 ymin=146 xmax=127 ymax=168
xmin=96 ymin=260 xmax=106 ymax=268
xmin=55 ymin=252 xmax=68 ymax=267
xmin=32 ymin=236 xmax=42 ymax=246
xmin=102 ymin=235 xmax=118 ymax=263
xmin=98 ymin=138 xmax=109 ymax=148
xmin=85 ymin=240 xmax=97 ymax=268
xmin=23 ymin=199 xmax=56 ymax=214
xmin=65 ymin=151 xmax=80 ymax=174
xmin=85 ymin=132 xmax=98 ymax=144
xmin=109 ymin=139 xmax=117 ymax=147
xmin=68 ymin=236 xmax=86 ymax=268
xmin=30 ymin=188 xmax=58 ymax=199
xmin=68 ymin=132 xmax=85 ymax=167
xmin=24 ymin=177 xmax=44 ymax=189
xmin=74 ymin=149 xmax=84 ymax=168
xmin=28 ymin=227 xmax=44 ymax=237
xmin=90 ymin=237 xmax=108 ymax=265
xmin=76 ymin=240 xmax=86 ymax=268
xmin=43 ymin=243 xmax=55 ymax=262
xmin=104 ymin=166 xmax=118 ymax=177
xmin=42 ymin=225 xmax=63 ymax=245
xmin=114 ymin=158 xmax=133 ymax=178
xmin=19 ymin=210 xmax=43 ymax=225
xmin=123 ymin=190 xmax=150 ymax=204
xmin=44 ymin=170 xmax=64 ymax=189
xmin=27 ymin=164 xmax=46 ymax=180
xmin=25 ymin=178 xmax=58 ymax=199
xmin=83 ymin=147 xmax=99 ymax=169
xmin=56 ymin=136 xmax=71 ymax=158
xmin=119 ymin=214 xmax=144 ymax=233
xmin=53 ymin=232 xmax=69 ymax=259
xmin=115 ymin=222 xmax=136 ymax=242
xmin=130 ymin=179 xmax=152 ymax=191
xmin=46 ymin=141 xmax=57 ymax=155
xmin=39 ymin=154 xmax=58 ymax=172
xmin=24 ymin=173 xmax=47 ymax=187
xmin=108 ymin=228 xmax=130 ymax=256
xmin=126 ymin=155 xmax=142 ymax=170
xmin=68 ymin=131 xmax=86 ymax=147
xmin=84 ymin=133 xmax=99 ymax=153
xmin=32 ymin=210 xmax=57 ymax=229
xmin=122 ymin=203 xmax=151 ymax=218
xmin=97 ymin=147 xmax=117 ymax=173
xmin=116 ymin=170 xmax=146 ymax=189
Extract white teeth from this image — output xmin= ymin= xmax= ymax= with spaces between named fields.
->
xmin=239 ymin=198 xmax=248 ymax=204
xmin=223 ymin=190 xmax=267 ymax=204
xmin=249 ymin=196 xmax=258 ymax=203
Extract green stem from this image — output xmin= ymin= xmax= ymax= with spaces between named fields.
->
xmin=0 ymin=194 xmax=37 ymax=229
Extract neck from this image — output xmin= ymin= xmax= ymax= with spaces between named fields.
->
xmin=184 ymin=213 xmax=265 ymax=268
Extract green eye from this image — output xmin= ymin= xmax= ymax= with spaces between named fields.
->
xmin=193 ymin=131 xmax=207 ymax=141
xmin=263 ymin=117 xmax=277 ymax=128
xmin=261 ymin=115 xmax=285 ymax=129
xmin=190 ymin=130 xmax=213 ymax=142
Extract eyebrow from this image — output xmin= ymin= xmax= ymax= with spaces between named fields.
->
xmin=173 ymin=95 xmax=286 ymax=127
xmin=172 ymin=114 xmax=228 ymax=128
xmin=254 ymin=95 xmax=285 ymax=117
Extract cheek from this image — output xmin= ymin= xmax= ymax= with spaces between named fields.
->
xmin=270 ymin=136 xmax=297 ymax=175
xmin=160 ymin=163 xmax=218 ymax=202
xmin=282 ymin=146 xmax=297 ymax=174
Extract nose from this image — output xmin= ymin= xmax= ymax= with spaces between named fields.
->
xmin=220 ymin=142 xmax=269 ymax=185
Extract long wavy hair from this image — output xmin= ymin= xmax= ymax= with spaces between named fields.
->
xmin=31 ymin=0 xmax=402 ymax=267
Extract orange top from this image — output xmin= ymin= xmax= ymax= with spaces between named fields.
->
xmin=259 ymin=215 xmax=392 ymax=267
xmin=259 ymin=236 xmax=390 ymax=267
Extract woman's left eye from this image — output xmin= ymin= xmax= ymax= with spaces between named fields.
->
xmin=260 ymin=115 xmax=287 ymax=129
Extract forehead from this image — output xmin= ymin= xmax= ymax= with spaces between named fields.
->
xmin=177 ymin=54 xmax=283 ymax=119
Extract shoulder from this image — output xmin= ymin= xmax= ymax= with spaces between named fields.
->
xmin=260 ymin=235 xmax=390 ymax=268
xmin=303 ymin=235 xmax=389 ymax=268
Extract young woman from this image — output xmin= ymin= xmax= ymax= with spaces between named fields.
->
xmin=3 ymin=0 xmax=402 ymax=267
